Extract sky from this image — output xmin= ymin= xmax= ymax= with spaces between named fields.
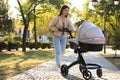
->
xmin=68 ymin=0 xmax=87 ymax=11
xmin=8 ymin=0 xmax=88 ymax=18
xmin=8 ymin=0 xmax=20 ymax=18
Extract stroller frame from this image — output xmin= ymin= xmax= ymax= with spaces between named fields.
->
xmin=61 ymin=42 xmax=103 ymax=80
xmin=59 ymin=28 xmax=103 ymax=80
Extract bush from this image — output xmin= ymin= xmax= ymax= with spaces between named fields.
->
xmin=40 ymin=42 xmax=46 ymax=49
xmin=48 ymin=36 xmax=52 ymax=42
xmin=26 ymin=42 xmax=52 ymax=49
xmin=13 ymin=36 xmax=22 ymax=42
xmin=27 ymin=42 xmax=39 ymax=50
xmin=0 ymin=41 xmax=22 ymax=51
xmin=16 ymin=41 xmax=22 ymax=48
xmin=37 ymin=42 xmax=41 ymax=48
xmin=7 ymin=41 xmax=19 ymax=51
xmin=40 ymin=42 xmax=51 ymax=49
xmin=0 ymin=42 xmax=7 ymax=51
xmin=0 ymin=41 xmax=52 ymax=51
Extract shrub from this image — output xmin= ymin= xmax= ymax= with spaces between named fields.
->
xmin=26 ymin=42 xmax=29 ymax=48
xmin=0 ymin=42 xmax=7 ymax=51
xmin=13 ymin=36 xmax=22 ymax=42
xmin=48 ymin=36 xmax=52 ymax=42
xmin=7 ymin=41 xmax=19 ymax=51
xmin=27 ymin=42 xmax=39 ymax=50
xmin=20 ymin=42 xmax=52 ymax=50
xmin=41 ymin=42 xmax=52 ymax=49
xmin=40 ymin=42 xmax=46 ymax=49
xmin=37 ymin=42 xmax=41 ymax=48
xmin=15 ymin=41 xmax=22 ymax=48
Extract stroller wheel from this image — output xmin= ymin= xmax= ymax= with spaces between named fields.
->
xmin=61 ymin=65 xmax=68 ymax=77
xmin=82 ymin=70 xmax=92 ymax=80
xmin=96 ymin=69 xmax=102 ymax=78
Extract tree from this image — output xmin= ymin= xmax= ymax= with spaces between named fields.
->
xmin=35 ymin=3 xmax=58 ymax=36
xmin=0 ymin=0 xmax=14 ymax=38
xmin=17 ymin=0 xmax=34 ymax=51
xmin=49 ymin=0 xmax=65 ymax=9
xmin=17 ymin=0 xmax=65 ymax=51
xmin=111 ymin=3 xmax=120 ymax=56
xmin=80 ymin=0 xmax=120 ymax=45
xmin=81 ymin=0 xmax=120 ymax=56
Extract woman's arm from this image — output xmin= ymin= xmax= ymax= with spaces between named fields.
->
xmin=68 ymin=18 xmax=76 ymax=32
xmin=49 ymin=16 xmax=59 ymax=32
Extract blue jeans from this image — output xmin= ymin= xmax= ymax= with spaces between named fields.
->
xmin=53 ymin=33 xmax=67 ymax=65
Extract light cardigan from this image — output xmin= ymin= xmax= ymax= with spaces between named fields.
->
xmin=49 ymin=16 xmax=76 ymax=37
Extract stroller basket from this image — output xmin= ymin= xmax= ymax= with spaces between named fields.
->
xmin=79 ymin=42 xmax=103 ymax=51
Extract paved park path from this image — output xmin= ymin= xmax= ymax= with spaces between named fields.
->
xmin=8 ymin=49 xmax=120 ymax=80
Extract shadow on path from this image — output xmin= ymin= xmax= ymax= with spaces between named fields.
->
xmin=65 ymin=74 xmax=84 ymax=80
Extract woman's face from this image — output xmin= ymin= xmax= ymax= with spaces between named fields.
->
xmin=62 ymin=8 xmax=69 ymax=16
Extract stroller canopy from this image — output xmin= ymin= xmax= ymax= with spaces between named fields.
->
xmin=78 ymin=22 xmax=105 ymax=44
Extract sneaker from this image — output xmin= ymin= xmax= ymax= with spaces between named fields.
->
xmin=53 ymin=66 xmax=61 ymax=72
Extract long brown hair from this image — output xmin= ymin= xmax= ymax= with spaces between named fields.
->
xmin=59 ymin=5 xmax=69 ymax=17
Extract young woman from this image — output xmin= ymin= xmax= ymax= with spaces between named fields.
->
xmin=49 ymin=5 xmax=76 ymax=69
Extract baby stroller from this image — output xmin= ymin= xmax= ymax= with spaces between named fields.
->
xmin=61 ymin=22 xmax=105 ymax=80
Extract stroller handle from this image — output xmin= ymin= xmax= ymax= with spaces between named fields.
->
xmin=59 ymin=28 xmax=73 ymax=38
xmin=68 ymin=31 xmax=73 ymax=38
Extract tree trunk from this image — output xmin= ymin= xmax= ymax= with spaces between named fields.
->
xmin=33 ymin=5 xmax=38 ymax=49
xmin=17 ymin=0 xmax=28 ymax=52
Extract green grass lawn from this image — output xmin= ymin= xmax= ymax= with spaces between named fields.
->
xmin=99 ymin=51 xmax=120 ymax=70
xmin=0 ymin=49 xmax=54 ymax=80
xmin=106 ymin=57 xmax=120 ymax=69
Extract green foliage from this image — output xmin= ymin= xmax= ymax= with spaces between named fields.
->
xmin=0 ymin=0 xmax=15 ymax=36
xmin=13 ymin=36 xmax=22 ymax=42
xmin=80 ymin=0 xmax=120 ymax=47
xmin=0 ymin=41 xmax=21 ymax=51
xmin=106 ymin=1 xmax=120 ymax=49
xmin=16 ymin=0 xmax=65 ymax=51
xmin=7 ymin=41 xmax=19 ymax=51
xmin=40 ymin=42 xmax=51 ymax=49
xmin=17 ymin=0 xmax=64 ymax=35
xmin=80 ymin=0 xmax=91 ymax=21
xmin=26 ymin=42 xmax=39 ymax=49
xmin=48 ymin=36 xmax=52 ymax=41
xmin=48 ymin=0 xmax=64 ymax=9
xmin=0 ymin=35 xmax=22 ymax=51
xmin=36 ymin=6 xmax=58 ymax=36
xmin=0 ymin=41 xmax=52 ymax=51
xmin=112 ymin=25 xmax=120 ymax=50
xmin=0 ymin=42 xmax=7 ymax=52
xmin=17 ymin=0 xmax=65 ymax=36
xmin=2 ymin=35 xmax=13 ymax=42
xmin=75 ymin=20 xmax=84 ymax=27
xmin=27 ymin=42 xmax=52 ymax=49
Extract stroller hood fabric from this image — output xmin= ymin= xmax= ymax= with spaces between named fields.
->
xmin=78 ymin=22 xmax=105 ymax=44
